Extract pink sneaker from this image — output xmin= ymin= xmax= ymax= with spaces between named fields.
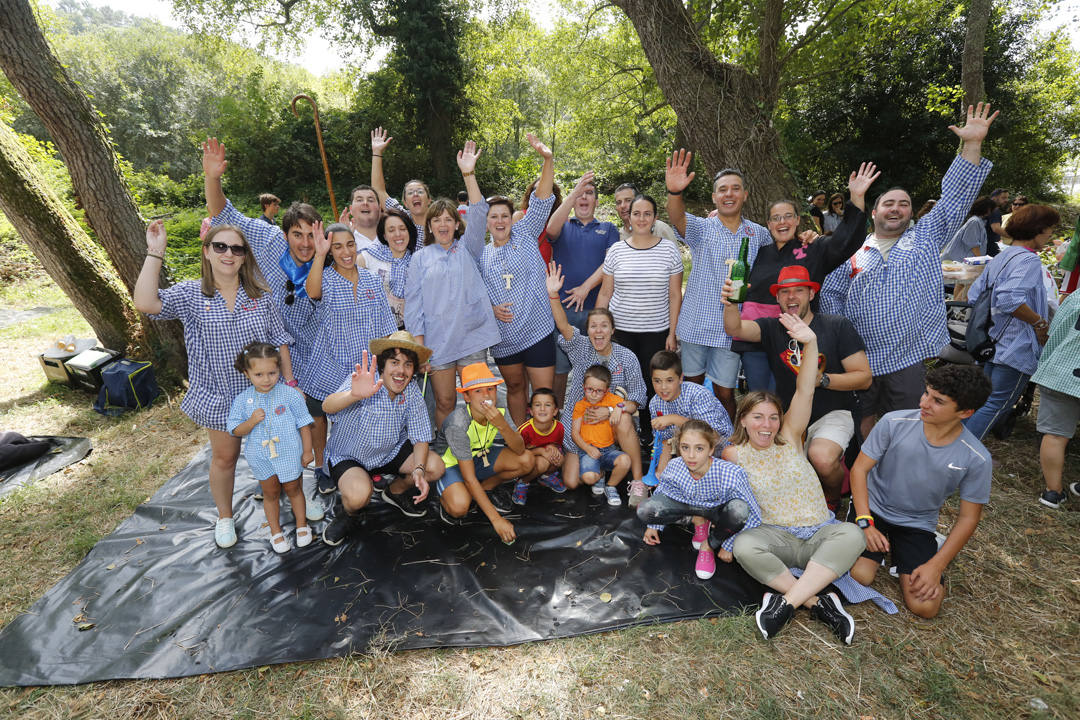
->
xmin=694 ymin=547 xmax=716 ymax=579
xmin=691 ymin=521 xmax=711 ymax=550
xmin=627 ymin=479 xmax=649 ymax=508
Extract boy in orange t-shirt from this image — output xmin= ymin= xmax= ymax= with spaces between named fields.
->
xmin=572 ymin=365 xmax=632 ymax=506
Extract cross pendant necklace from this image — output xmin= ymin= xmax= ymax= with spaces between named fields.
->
xmin=502 ymin=273 xmax=513 ymax=290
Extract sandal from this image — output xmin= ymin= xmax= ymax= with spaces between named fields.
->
xmin=269 ymin=531 xmax=291 ymax=554
xmin=295 ymin=526 xmax=313 ymax=548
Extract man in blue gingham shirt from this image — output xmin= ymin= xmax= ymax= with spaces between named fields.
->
xmin=663 ymin=156 xmax=773 ymax=421
xmin=819 ymin=105 xmax=997 ymax=437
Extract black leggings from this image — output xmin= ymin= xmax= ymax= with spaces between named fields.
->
xmin=613 ymin=328 xmax=669 ymax=445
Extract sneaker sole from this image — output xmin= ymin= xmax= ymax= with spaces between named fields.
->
xmin=1038 ymin=496 xmax=1064 ymax=509
xmin=825 ymin=593 xmax=855 ymax=645
xmin=379 ymin=489 xmax=428 ymax=518
xmin=754 ymin=593 xmax=774 ymax=640
xmin=322 ymin=532 xmax=346 ymax=547
xmin=1069 ymin=483 xmax=1080 ymax=498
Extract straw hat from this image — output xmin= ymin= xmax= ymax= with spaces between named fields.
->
xmin=369 ymin=330 xmax=432 ymax=366
xmin=456 ymin=363 xmax=504 ymax=394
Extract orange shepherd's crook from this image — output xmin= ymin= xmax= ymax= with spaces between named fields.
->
xmin=291 ymin=94 xmax=338 ymax=219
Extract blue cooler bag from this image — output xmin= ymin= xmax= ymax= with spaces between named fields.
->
xmin=93 ymin=359 xmax=160 ymax=416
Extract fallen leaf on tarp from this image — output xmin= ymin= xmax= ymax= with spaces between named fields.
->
xmin=105 ymin=564 xmax=116 ymax=570
xmin=599 ymin=592 xmax=612 ymax=603
xmin=159 ymin=525 xmax=167 ymax=531
xmin=72 ymin=614 xmax=86 ymax=623
xmin=77 ymin=623 xmax=95 ymax=631
xmin=575 ymin=540 xmax=582 ymax=547
xmin=135 ymin=538 xmax=143 ymax=545
xmin=334 ymin=613 xmax=347 ymax=623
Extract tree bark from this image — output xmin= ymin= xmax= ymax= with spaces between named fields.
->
xmin=0 ymin=124 xmax=137 ymax=350
xmin=610 ymin=0 xmax=799 ymax=220
xmin=0 ymin=0 xmax=186 ymax=372
xmin=961 ymin=0 xmax=990 ymax=109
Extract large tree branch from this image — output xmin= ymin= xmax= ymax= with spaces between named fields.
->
xmin=779 ymin=0 xmax=868 ymax=70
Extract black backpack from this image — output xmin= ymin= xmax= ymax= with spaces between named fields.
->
xmin=965 ymin=253 xmax=1024 ymax=362
xmin=93 ymin=359 xmax=160 ymax=416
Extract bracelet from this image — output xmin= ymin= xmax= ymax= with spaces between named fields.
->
xmin=548 ymin=294 xmax=560 ymax=300
xmin=1033 ymin=319 xmax=1049 ymax=329
xmin=666 ymin=188 xmax=683 ymax=195
xmin=462 ymin=170 xmax=475 ymax=177
xmin=413 ymin=464 xmax=425 ymax=472
xmin=372 ymin=154 xmax=382 ymax=157
xmin=146 ymin=253 xmax=164 ymax=260
xmin=855 ymin=515 xmax=873 ymax=522
xmin=285 ymin=379 xmax=299 ymax=387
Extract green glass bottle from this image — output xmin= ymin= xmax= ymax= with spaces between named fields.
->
xmin=729 ymin=236 xmax=750 ymax=303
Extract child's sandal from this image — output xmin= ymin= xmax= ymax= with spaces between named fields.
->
xmin=295 ymin=526 xmax=313 ymax=548
xmin=270 ymin=531 xmax=291 ymax=554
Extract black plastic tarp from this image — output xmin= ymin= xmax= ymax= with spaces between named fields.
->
xmin=0 ymin=446 xmax=762 ymax=687
xmin=0 ymin=435 xmax=91 ymax=501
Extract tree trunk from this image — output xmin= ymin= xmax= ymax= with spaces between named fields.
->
xmin=611 ymin=0 xmax=800 ymax=220
xmin=961 ymin=0 xmax=991 ymax=109
xmin=0 ymin=124 xmax=135 ymax=351
xmin=0 ymin=0 xmax=186 ymax=372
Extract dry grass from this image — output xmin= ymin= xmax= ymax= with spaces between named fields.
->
xmin=0 ymin=275 xmax=1078 ymax=719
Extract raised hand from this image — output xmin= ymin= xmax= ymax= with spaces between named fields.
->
xmin=665 ymin=149 xmax=695 ymax=193
xmin=146 ymin=219 xmax=167 ymax=254
xmin=779 ymin=312 xmax=816 ymax=344
xmin=312 ymin=219 xmax=330 ymax=257
xmin=457 ymin=140 xmax=482 ymax=174
xmin=371 ymin=127 xmax=392 ymax=155
xmin=201 ymin=137 xmax=228 ymax=179
xmin=545 ymin=262 xmax=565 ymax=296
xmin=948 ymin=102 xmax=998 ymax=144
xmin=527 ymin=132 xmax=553 ymax=160
xmin=568 ymin=172 xmax=595 ymax=202
xmin=847 ymin=161 xmax=881 ymax=203
xmin=338 ymin=207 xmax=353 ymax=229
xmin=348 ymin=350 xmax=383 ymax=400
xmin=798 ymin=229 xmax=819 ymax=245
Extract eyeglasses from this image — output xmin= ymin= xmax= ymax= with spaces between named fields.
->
xmin=404 ymin=188 xmax=427 ymax=197
xmin=208 ymin=241 xmax=247 ymax=256
xmin=768 ymin=212 xmax=798 ymax=223
xmin=284 ymin=280 xmax=295 ymax=306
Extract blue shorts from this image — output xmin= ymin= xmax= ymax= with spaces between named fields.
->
xmin=436 ymin=446 xmax=505 ymax=494
xmin=578 ymin=444 xmax=626 ymax=477
xmin=554 ymin=307 xmax=590 ymax=374
xmin=494 ymin=332 xmax=556 ymax=368
xmin=680 ymin=342 xmax=741 ymax=388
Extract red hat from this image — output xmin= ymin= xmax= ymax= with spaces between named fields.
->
xmin=770 ymin=265 xmax=821 ymax=296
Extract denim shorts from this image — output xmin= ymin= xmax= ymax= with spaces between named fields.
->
xmin=680 ymin=342 xmax=741 ymax=388
xmin=430 ymin=348 xmax=488 ymax=373
xmin=578 ymin=444 xmax=626 ymax=477
xmin=436 ymin=446 xmax=505 ymax=494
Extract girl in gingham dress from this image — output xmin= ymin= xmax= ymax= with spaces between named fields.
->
xmin=228 ymin=343 xmax=315 ymax=553
xmin=134 ymin=220 xmax=294 ymax=549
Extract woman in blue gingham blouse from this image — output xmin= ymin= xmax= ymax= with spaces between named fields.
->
xmin=134 ymin=221 xmax=293 ymax=548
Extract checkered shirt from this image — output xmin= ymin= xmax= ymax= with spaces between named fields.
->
xmin=647 ymin=457 xmax=762 ymax=552
xmin=819 ymin=156 xmax=992 ymax=375
xmin=404 ymin=202 xmax=502 ymax=366
xmin=364 ymin=242 xmax=412 ymax=298
xmin=557 ymin=327 xmax=646 ymax=450
xmin=648 ymin=381 xmax=734 ymax=445
xmin=324 ymin=376 xmax=432 ymax=468
xmin=1032 ymin=290 xmax=1080 ymax=397
xmin=386 ymin=196 xmax=425 ymax=245
xmin=789 ymin=565 xmax=898 ymax=614
xmin=150 ymin=281 xmax=292 ymax=430
xmin=675 ymin=216 xmax=772 ymax=347
xmin=302 ymin=267 xmax=398 ymax=400
xmin=213 ymin=200 xmax=319 ymax=381
xmin=478 ymin=193 xmax=557 ymax=358
xmin=227 ymin=384 xmax=314 ymax=482
xmin=968 ymin=246 xmax=1048 ymax=375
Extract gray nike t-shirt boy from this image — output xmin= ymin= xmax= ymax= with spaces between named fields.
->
xmin=862 ymin=409 xmax=992 ymax=533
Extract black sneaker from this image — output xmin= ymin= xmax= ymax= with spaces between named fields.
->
xmin=487 ymin=484 xmax=514 ymax=515
xmin=1069 ymin=482 xmax=1080 ymax=498
xmin=754 ymin=592 xmax=794 ymax=640
xmin=372 ymin=474 xmax=394 ymax=492
xmin=381 ymin=487 xmax=427 ymax=518
xmin=809 ymin=592 xmax=855 ymax=645
xmin=439 ymin=503 xmax=464 ymax=526
xmin=316 ymin=468 xmax=337 ymax=495
xmin=1039 ymin=489 xmax=1068 ymax=509
xmin=322 ymin=512 xmax=361 ymax=546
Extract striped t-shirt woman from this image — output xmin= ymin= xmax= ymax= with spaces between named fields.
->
xmin=602 ymin=237 xmax=683 ymax=333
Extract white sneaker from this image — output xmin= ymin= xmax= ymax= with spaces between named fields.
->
xmin=214 ymin=518 xmax=237 ymax=548
xmin=627 ymin=479 xmax=649 ymax=508
xmin=592 ymin=481 xmax=606 ymax=496
xmin=603 ymin=485 xmax=622 ymax=507
xmin=305 ymin=498 xmax=325 ymax=522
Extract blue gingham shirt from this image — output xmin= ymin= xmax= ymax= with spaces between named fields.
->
xmin=212 ymin=200 xmax=319 ymax=381
xmin=647 ymin=457 xmax=762 ymax=552
xmin=363 ymin=243 xmax=412 ymax=298
xmin=557 ymin=327 xmax=646 ymax=451
xmin=479 ymin=193 xmax=557 ymax=358
xmin=227 ymin=384 xmax=314 ymax=482
xmin=648 ymin=381 xmax=734 ymax=445
xmin=675 ymin=216 xmax=772 ymax=347
xmin=968 ymin=245 xmax=1048 ymax=375
xmin=304 ymin=267 xmax=398 ymax=400
xmin=324 ymin=376 xmax=433 ymax=469
xmin=819 ymin=155 xmax=993 ymax=374
xmin=149 ymin=281 xmax=292 ymax=431
xmin=386 ymin=197 xmax=425 ymax=245
xmin=404 ymin=203 xmax=501 ymax=366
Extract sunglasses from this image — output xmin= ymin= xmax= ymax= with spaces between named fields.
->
xmin=208 ymin=241 xmax=247 ymax=256
xmin=284 ymin=280 xmax=295 ymax=306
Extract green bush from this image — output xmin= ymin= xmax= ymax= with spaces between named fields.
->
xmin=0 ymin=216 xmax=44 ymax=283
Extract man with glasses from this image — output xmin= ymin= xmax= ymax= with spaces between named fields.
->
xmin=1000 ymin=195 xmax=1028 ymax=243
xmin=819 ymin=104 xmax=997 ymax=440
xmin=202 ymin=138 xmax=334 ymax=502
xmin=664 ymin=154 xmax=773 ymax=420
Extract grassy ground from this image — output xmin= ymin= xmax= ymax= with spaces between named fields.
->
xmin=0 ymin=275 xmax=1077 ymax=719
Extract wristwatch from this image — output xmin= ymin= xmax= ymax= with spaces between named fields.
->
xmin=855 ymin=515 xmax=874 ymax=530
xmin=818 ymin=373 xmax=830 ymax=389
